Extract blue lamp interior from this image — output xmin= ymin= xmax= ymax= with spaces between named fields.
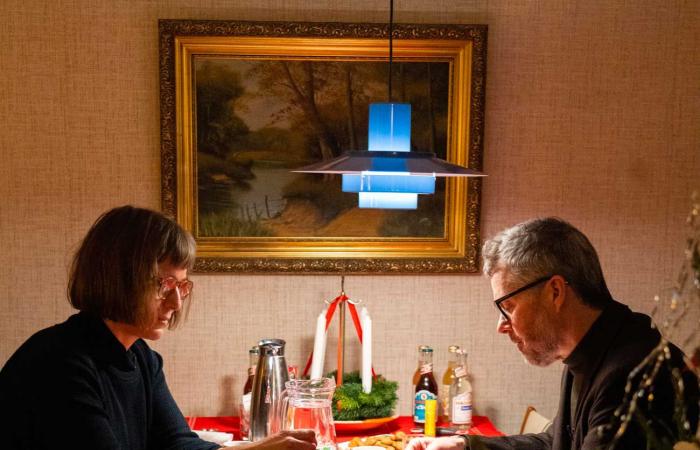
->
xmin=358 ymin=193 xmax=418 ymax=209
xmin=367 ymin=103 xmax=411 ymax=152
xmin=342 ymin=102 xmax=435 ymax=209
xmin=342 ymin=174 xmax=435 ymax=194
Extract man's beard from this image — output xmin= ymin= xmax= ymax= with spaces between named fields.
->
xmin=517 ymin=312 xmax=559 ymax=367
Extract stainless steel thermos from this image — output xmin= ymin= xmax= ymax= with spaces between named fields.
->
xmin=249 ymin=338 xmax=289 ymax=441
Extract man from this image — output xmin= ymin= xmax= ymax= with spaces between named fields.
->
xmin=407 ymin=217 xmax=698 ymax=450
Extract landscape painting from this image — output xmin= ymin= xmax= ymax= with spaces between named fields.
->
xmin=195 ymin=58 xmax=449 ymax=239
xmin=159 ymin=20 xmax=486 ymax=273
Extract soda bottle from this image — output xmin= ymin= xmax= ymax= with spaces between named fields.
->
xmin=413 ymin=346 xmax=438 ymax=427
xmin=449 ymin=349 xmax=473 ymax=430
xmin=439 ymin=345 xmax=460 ymax=422
xmin=240 ymin=345 xmax=259 ymax=440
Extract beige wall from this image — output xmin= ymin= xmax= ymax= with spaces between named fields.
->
xmin=1 ymin=0 xmax=698 ymax=434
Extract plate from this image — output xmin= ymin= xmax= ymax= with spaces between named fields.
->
xmin=338 ymin=444 xmax=384 ymax=450
xmin=334 ymin=415 xmax=399 ymax=433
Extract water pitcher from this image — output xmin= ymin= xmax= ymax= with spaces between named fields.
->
xmin=278 ymin=378 xmax=337 ymax=450
xmin=249 ymin=338 xmax=289 ymax=441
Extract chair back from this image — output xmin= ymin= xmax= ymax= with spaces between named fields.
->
xmin=519 ymin=406 xmax=553 ymax=434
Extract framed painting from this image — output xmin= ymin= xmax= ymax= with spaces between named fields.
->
xmin=159 ymin=20 xmax=487 ymax=273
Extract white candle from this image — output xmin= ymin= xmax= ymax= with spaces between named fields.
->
xmin=361 ymin=312 xmax=372 ymax=393
xmin=360 ymin=306 xmax=368 ymax=323
xmin=310 ymin=309 xmax=327 ymax=379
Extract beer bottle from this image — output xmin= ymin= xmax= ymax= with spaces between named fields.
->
xmin=412 ymin=345 xmax=430 ymax=388
xmin=411 ymin=345 xmax=429 ymax=417
xmin=439 ymin=345 xmax=460 ymax=422
xmin=413 ymin=346 xmax=438 ymax=427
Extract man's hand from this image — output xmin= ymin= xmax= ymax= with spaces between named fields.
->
xmin=405 ymin=436 xmax=467 ymax=450
xmin=237 ymin=430 xmax=317 ymax=450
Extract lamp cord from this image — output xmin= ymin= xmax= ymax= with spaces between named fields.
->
xmin=388 ymin=0 xmax=394 ymax=102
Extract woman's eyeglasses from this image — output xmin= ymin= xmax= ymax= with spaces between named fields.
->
xmin=155 ymin=276 xmax=193 ymax=300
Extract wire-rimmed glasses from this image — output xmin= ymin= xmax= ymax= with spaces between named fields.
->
xmin=155 ymin=276 xmax=193 ymax=300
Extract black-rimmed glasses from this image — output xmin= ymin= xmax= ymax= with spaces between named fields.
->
xmin=494 ymin=275 xmax=552 ymax=321
xmin=155 ymin=276 xmax=193 ymax=300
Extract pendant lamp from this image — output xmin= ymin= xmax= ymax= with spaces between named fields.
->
xmin=293 ymin=0 xmax=486 ymax=209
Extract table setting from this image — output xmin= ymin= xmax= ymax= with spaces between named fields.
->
xmin=189 ymin=279 xmax=503 ymax=448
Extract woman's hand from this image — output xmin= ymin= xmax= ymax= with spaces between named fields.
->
xmin=405 ymin=436 xmax=467 ymax=450
xmin=234 ymin=430 xmax=317 ymax=450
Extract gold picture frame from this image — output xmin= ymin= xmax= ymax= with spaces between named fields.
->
xmin=159 ymin=20 xmax=486 ymax=273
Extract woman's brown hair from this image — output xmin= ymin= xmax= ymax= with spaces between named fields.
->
xmin=68 ymin=205 xmax=196 ymax=328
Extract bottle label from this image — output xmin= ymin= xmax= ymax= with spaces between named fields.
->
xmin=240 ymin=392 xmax=252 ymax=440
xmin=419 ymin=363 xmax=433 ymax=374
xmin=413 ymin=389 xmax=437 ymax=423
xmin=242 ymin=392 xmax=252 ymax=411
xmin=439 ymin=385 xmax=451 ymax=419
xmin=455 ymin=366 xmax=467 ymax=378
xmin=451 ymin=392 xmax=473 ymax=425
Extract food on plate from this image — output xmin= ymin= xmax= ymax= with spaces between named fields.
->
xmin=347 ymin=432 xmax=407 ymax=450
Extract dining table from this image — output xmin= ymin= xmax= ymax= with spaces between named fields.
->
xmin=185 ymin=415 xmax=504 ymax=442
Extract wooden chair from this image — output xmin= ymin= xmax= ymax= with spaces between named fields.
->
xmin=519 ymin=406 xmax=553 ymax=434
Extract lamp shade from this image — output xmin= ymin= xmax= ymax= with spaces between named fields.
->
xmin=293 ymin=102 xmax=485 ymax=209
xmin=293 ymin=150 xmax=485 ymax=177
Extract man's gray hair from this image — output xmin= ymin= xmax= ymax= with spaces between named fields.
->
xmin=482 ymin=217 xmax=613 ymax=308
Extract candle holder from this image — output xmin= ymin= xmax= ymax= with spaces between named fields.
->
xmin=304 ymin=276 xmax=375 ymax=387
xmin=303 ymin=277 xmax=398 ymax=423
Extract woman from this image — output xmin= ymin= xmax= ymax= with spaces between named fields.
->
xmin=0 ymin=205 xmax=315 ymax=450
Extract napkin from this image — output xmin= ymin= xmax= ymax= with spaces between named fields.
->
xmin=194 ymin=429 xmax=235 ymax=445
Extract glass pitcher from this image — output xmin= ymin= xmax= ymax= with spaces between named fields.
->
xmin=279 ymin=377 xmax=337 ymax=450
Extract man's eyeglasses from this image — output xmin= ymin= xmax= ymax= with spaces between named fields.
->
xmin=155 ymin=276 xmax=193 ymax=300
xmin=494 ymin=275 xmax=552 ymax=321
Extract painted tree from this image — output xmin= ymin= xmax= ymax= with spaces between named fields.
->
xmin=195 ymin=60 xmax=249 ymax=158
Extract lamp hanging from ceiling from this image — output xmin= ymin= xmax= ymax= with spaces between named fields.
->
xmin=293 ymin=0 xmax=486 ymax=209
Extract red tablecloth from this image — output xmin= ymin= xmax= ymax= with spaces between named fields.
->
xmin=185 ymin=416 xmax=504 ymax=441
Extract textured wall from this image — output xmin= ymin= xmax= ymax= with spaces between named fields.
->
xmin=1 ymin=0 xmax=698 ymax=434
